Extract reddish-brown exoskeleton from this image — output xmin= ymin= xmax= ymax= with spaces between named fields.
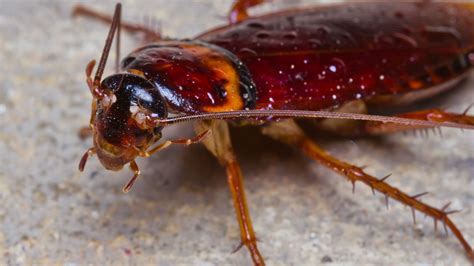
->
xmin=75 ymin=1 xmax=474 ymax=264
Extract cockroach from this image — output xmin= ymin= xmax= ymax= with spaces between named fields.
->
xmin=74 ymin=1 xmax=474 ymax=264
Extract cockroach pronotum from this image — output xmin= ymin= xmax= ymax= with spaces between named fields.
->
xmin=74 ymin=1 xmax=474 ymax=264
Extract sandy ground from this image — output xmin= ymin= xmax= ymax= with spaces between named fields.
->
xmin=0 ymin=0 xmax=473 ymax=265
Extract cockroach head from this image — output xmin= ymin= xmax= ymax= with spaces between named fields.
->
xmin=78 ymin=3 xmax=169 ymax=187
xmin=91 ymin=73 xmax=167 ymax=170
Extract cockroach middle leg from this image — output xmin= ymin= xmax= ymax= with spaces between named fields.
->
xmin=72 ymin=5 xmax=161 ymax=42
xmin=195 ymin=120 xmax=265 ymax=266
xmin=228 ymin=0 xmax=270 ymax=23
xmin=261 ymin=119 xmax=474 ymax=261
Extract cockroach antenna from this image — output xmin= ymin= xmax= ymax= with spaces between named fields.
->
xmin=151 ymin=110 xmax=474 ymax=130
xmin=91 ymin=3 xmax=122 ymax=98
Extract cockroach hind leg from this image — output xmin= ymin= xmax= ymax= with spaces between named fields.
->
xmin=194 ymin=120 xmax=265 ymax=266
xmin=260 ymin=119 xmax=474 ymax=262
xmin=72 ymin=4 xmax=161 ymax=42
xmin=361 ymin=108 xmax=474 ymax=136
xmin=122 ymin=160 xmax=141 ymax=193
xmin=139 ymin=14 xmax=163 ymax=42
xmin=228 ymin=0 xmax=270 ymax=23
xmin=310 ymin=104 xmax=474 ymax=137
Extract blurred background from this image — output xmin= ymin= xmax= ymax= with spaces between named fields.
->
xmin=0 ymin=0 xmax=473 ymax=264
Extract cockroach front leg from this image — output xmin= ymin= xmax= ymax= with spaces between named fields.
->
xmin=195 ymin=120 xmax=265 ymax=266
xmin=261 ymin=119 xmax=474 ymax=262
xmin=72 ymin=5 xmax=161 ymax=42
xmin=228 ymin=0 xmax=271 ymax=23
xmin=121 ymin=130 xmax=212 ymax=192
xmin=139 ymin=129 xmax=211 ymax=157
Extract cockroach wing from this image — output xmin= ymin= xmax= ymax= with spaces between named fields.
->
xmin=198 ymin=2 xmax=474 ymax=111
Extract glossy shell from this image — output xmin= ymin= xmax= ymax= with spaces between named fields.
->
xmin=198 ymin=2 xmax=474 ymax=111
xmin=122 ymin=41 xmax=256 ymax=114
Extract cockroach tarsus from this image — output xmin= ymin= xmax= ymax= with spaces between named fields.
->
xmin=74 ymin=1 xmax=474 ymax=264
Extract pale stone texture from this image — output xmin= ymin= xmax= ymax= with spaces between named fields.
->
xmin=0 ymin=1 xmax=472 ymax=265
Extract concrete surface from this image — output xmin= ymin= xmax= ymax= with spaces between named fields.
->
xmin=0 ymin=0 xmax=473 ymax=265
